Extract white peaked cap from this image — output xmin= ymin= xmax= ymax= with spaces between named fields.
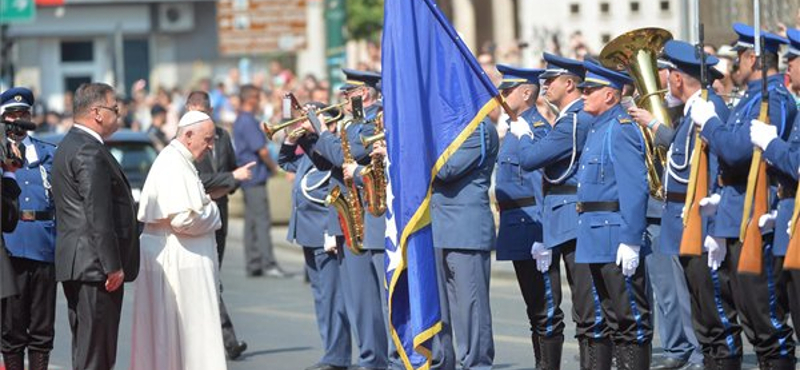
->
xmin=178 ymin=110 xmax=211 ymax=127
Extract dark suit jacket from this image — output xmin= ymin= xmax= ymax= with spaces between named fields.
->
xmin=1 ymin=175 xmax=21 ymax=298
xmin=51 ymin=127 xmax=139 ymax=283
xmin=196 ymin=127 xmax=238 ymax=204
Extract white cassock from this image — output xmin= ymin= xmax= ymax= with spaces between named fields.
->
xmin=130 ymin=140 xmax=226 ymax=370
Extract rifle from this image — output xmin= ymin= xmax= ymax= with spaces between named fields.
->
xmin=738 ymin=34 xmax=770 ymax=275
xmin=679 ymin=23 xmax=708 ymax=257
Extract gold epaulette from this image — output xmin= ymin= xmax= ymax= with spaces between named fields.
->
xmin=533 ymin=121 xmax=545 ymax=128
xmin=617 ymin=117 xmax=633 ymax=124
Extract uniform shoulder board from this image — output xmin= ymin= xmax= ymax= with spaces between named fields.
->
xmin=617 ymin=116 xmax=633 ymax=124
xmin=533 ymin=121 xmax=545 ymax=128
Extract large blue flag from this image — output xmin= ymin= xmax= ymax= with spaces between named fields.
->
xmin=382 ymin=0 xmax=501 ymax=368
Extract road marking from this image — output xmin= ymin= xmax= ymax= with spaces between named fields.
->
xmin=237 ymin=306 xmax=317 ymax=320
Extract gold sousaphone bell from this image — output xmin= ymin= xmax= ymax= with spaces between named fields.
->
xmin=599 ymin=27 xmax=673 ymax=200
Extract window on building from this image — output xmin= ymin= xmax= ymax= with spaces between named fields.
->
xmin=570 ymin=3 xmax=580 ymax=15
xmin=60 ymin=41 xmax=94 ymax=62
xmin=660 ymin=0 xmax=670 ymax=12
xmin=630 ymin=1 xmax=640 ymax=13
xmin=601 ymin=34 xmax=611 ymax=44
xmin=600 ymin=2 xmax=610 ymax=14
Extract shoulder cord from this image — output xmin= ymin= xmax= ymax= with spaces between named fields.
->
xmin=301 ymin=167 xmax=331 ymax=205
xmin=39 ymin=164 xmax=52 ymax=200
xmin=664 ymin=116 xmax=693 ymax=192
xmin=543 ymin=113 xmax=578 ymax=184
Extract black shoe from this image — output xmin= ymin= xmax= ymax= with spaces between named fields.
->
xmin=347 ymin=367 xmax=382 ymax=370
xmin=265 ymin=266 xmax=288 ymax=278
xmin=247 ymin=270 xmax=263 ymax=277
xmin=650 ymin=355 xmax=688 ymax=370
xmin=226 ymin=341 xmax=248 ymax=360
xmin=305 ymin=364 xmax=348 ymax=370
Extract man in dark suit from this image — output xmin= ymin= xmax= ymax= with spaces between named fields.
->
xmin=185 ymin=90 xmax=252 ymax=360
xmin=51 ymin=82 xmax=139 ymax=370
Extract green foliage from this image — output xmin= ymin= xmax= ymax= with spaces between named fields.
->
xmin=346 ymin=0 xmax=383 ymax=41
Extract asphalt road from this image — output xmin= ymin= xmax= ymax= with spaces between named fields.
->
xmin=38 ymin=218 xmax=766 ymax=370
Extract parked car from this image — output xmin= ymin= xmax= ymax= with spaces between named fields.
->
xmin=35 ymin=129 xmax=159 ymax=208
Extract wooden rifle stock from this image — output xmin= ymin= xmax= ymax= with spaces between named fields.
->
xmin=784 ymin=194 xmax=800 ymax=269
xmin=738 ymin=102 xmax=770 ymax=274
xmin=680 ymin=89 xmax=709 ymax=256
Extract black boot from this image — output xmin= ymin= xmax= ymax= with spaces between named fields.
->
xmin=29 ymin=350 xmax=50 ymax=370
xmin=759 ymin=357 xmax=796 ymax=370
xmin=532 ymin=333 xmax=542 ymax=369
xmin=705 ymin=356 xmax=742 ymax=370
xmin=614 ymin=343 xmax=651 ymax=370
xmin=3 ymin=352 xmax=24 ymax=370
xmin=538 ymin=335 xmax=563 ymax=370
xmin=580 ymin=338 xmax=612 ymax=370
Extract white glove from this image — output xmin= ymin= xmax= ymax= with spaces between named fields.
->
xmin=615 ymin=243 xmax=641 ymax=277
xmin=699 ymin=193 xmax=721 ymax=217
xmin=704 ymin=235 xmax=727 ymax=271
xmin=758 ymin=210 xmax=778 ymax=233
xmin=690 ymin=99 xmax=718 ymax=131
xmin=323 ymin=232 xmax=337 ymax=253
xmin=749 ymin=119 xmax=778 ymax=151
xmin=509 ymin=117 xmax=533 ymax=139
xmin=530 ymin=242 xmax=552 ymax=273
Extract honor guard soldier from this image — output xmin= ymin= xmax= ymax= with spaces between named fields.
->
xmin=692 ymin=23 xmax=798 ymax=370
xmin=748 ymin=27 xmax=800 ymax=370
xmin=650 ymin=40 xmax=736 ymax=370
xmin=512 ymin=54 xmax=611 ymax=370
xmin=280 ymin=103 xmax=352 ymax=370
xmin=492 ymin=65 xmax=559 ymax=369
xmin=296 ymin=69 xmax=389 ymax=370
xmin=575 ymin=61 xmax=652 ymax=370
xmin=428 ymin=97 xmax=499 ymax=370
xmin=0 ymin=87 xmax=57 ymax=370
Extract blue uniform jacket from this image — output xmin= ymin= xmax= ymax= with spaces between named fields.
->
xmin=763 ymin=111 xmax=800 ymax=256
xmin=431 ymin=119 xmax=499 ymax=251
xmin=518 ymin=99 xmax=592 ymax=248
xmin=660 ymin=91 xmax=731 ymax=255
xmin=701 ymin=74 xmax=797 ymax=239
xmin=494 ymin=108 xmax=549 ymax=261
xmin=299 ymin=104 xmax=382 ymax=249
xmin=4 ymin=137 xmax=57 ymax=263
xmin=279 ymin=143 xmax=331 ymax=248
xmin=576 ymin=104 xmax=649 ymax=263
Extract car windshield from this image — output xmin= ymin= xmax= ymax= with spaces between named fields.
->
xmin=107 ymin=141 xmax=157 ymax=189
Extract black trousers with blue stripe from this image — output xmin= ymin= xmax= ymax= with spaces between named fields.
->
xmin=589 ymin=260 xmax=653 ymax=345
xmin=727 ymin=240 xmax=796 ymax=362
xmin=679 ymin=252 xmax=743 ymax=361
xmin=512 ymin=256 xmax=565 ymax=338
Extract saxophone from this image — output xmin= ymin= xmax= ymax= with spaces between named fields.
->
xmin=325 ymin=119 xmax=364 ymax=254
xmin=360 ymin=112 xmax=387 ymax=216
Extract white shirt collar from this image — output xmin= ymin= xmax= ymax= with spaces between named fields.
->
xmin=556 ymin=98 xmax=581 ymax=121
xmin=73 ymin=124 xmax=104 ymax=144
xmin=684 ymin=89 xmax=703 ymax=116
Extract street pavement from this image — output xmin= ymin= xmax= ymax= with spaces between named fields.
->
xmin=38 ymin=218 xmax=765 ymax=369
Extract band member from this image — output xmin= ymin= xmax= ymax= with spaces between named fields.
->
xmin=0 ymin=87 xmax=57 ymax=370
xmin=691 ymin=23 xmax=798 ymax=369
xmin=513 ymin=53 xmax=609 ymax=370
xmin=575 ymin=60 xmax=652 ymax=370
xmin=280 ymin=103 xmax=351 ymax=370
xmin=492 ymin=65 xmax=559 ymax=369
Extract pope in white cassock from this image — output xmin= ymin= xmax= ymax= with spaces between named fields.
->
xmin=130 ymin=111 xmax=227 ymax=370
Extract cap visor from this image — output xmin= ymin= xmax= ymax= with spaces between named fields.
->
xmin=0 ymin=103 xmax=31 ymax=112
xmin=577 ymin=81 xmax=604 ymax=89
xmin=539 ymin=70 xmax=563 ymax=79
xmin=498 ymin=81 xmax=521 ymax=90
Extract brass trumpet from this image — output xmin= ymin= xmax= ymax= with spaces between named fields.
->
xmin=360 ymin=132 xmax=385 ymax=147
xmin=262 ymin=101 xmax=347 ymax=140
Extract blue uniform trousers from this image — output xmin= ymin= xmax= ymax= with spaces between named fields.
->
xmin=727 ymin=240 xmax=795 ymax=362
xmin=339 ymin=245 xmax=388 ymax=369
xmin=304 ymin=247 xmax=351 ymax=367
xmin=644 ymin=220 xmax=702 ymax=363
xmin=433 ymin=249 xmax=494 ymax=370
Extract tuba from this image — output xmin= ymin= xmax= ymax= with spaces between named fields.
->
xmin=599 ymin=27 xmax=673 ymax=201
xmin=325 ymin=119 xmax=364 ymax=254
xmin=360 ymin=112 xmax=387 ymax=216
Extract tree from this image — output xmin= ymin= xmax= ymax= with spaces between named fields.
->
xmin=346 ymin=0 xmax=383 ymax=41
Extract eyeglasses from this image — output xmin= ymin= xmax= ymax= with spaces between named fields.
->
xmin=95 ymin=105 xmax=119 ymax=116
xmin=581 ymin=86 xmax=603 ymax=95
